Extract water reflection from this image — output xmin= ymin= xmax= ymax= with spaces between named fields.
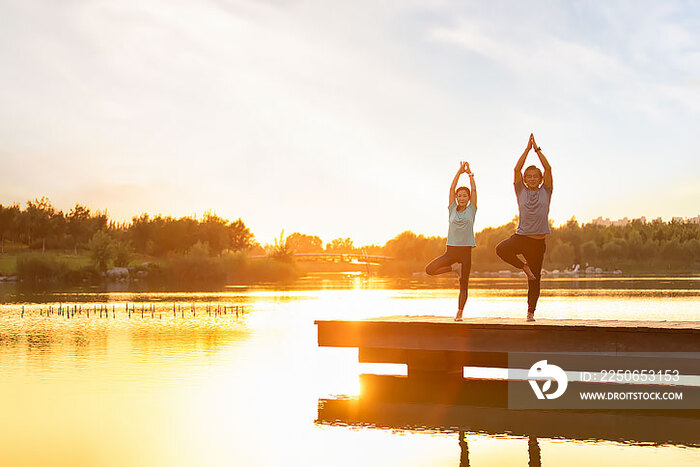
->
xmin=318 ymin=375 xmax=699 ymax=467
xmin=2 ymin=275 xmax=699 ymax=303
xmin=458 ymin=434 xmax=541 ymax=467
xmin=318 ymin=376 xmax=699 ymax=447
xmin=0 ymin=279 xmax=697 ymax=466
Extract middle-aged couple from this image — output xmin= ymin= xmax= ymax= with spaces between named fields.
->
xmin=425 ymin=133 xmax=553 ymax=322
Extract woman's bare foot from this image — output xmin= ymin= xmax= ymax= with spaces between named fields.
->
xmin=454 ymin=310 xmax=463 ymax=321
xmin=522 ymin=263 xmax=536 ymax=280
xmin=451 ymin=262 xmax=462 ymax=279
xmin=526 ymin=311 xmax=536 ymax=322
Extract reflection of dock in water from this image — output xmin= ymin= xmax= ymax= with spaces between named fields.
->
xmin=317 ymin=376 xmax=700 ymax=447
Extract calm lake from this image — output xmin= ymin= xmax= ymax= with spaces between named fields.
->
xmin=0 ymin=275 xmax=698 ymax=466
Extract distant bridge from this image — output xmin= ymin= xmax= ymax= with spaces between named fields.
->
xmin=250 ymin=252 xmax=394 ymax=263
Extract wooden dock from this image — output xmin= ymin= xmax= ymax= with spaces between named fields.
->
xmin=316 ymin=316 xmax=700 ymax=377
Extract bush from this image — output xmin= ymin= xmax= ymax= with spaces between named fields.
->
xmin=113 ymin=240 xmax=133 ymax=267
xmin=222 ymin=250 xmax=249 ymax=281
xmin=16 ymin=254 xmax=68 ymax=285
xmin=270 ymin=231 xmax=295 ymax=263
xmin=64 ymin=264 xmax=101 ymax=285
xmin=168 ymin=254 xmax=227 ymax=288
xmin=187 ymin=241 xmax=210 ymax=258
xmin=223 ymin=251 xmax=298 ymax=283
xmin=88 ymin=231 xmax=115 ymax=271
xmin=246 ymin=258 xmax=298 ymax=282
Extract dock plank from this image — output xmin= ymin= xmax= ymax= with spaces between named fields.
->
xmin=359 ymin=316 xmax=700 ymax=331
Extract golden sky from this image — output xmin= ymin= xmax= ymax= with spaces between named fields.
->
xmin=1 ymin=1 xmax=699 ymax=245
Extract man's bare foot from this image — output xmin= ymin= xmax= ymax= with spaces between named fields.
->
xmin=526 ymin=311 xmax=536 ymax=322
xmin=455 ymin=310 xmax=463 ymax=321
xmin=522 ymin=263 xmax=536 ymax=280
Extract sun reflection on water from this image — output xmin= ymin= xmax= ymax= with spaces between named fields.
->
xmin=0 ymin=277 xmax=697 ymax=466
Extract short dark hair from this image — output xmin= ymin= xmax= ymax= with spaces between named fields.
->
xmin=524 ymin=165 xmax=543 ymax=180
xmin=455 ymin=186 xmax=471 ymax=197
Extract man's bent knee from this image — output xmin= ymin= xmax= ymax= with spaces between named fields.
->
xmin=495 ymin=243 xmax=506 ymax=259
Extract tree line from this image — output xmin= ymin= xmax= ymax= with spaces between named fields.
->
xmin=379 ymin=217 xmax=700 ymax=273
xmin=0 ymin=197 xmax=254 ymax=258
xmin=2 ymin=197 xmax=699 ymax=274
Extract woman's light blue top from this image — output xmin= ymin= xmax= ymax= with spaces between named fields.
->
xmin=446 ymin=202 xmax=476 ymax=247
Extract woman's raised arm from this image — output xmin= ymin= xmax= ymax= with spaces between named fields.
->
xmin=514 ymin=134 xmax=533 ymax=184
xmin=449 ymin=161 xmax=468 ymax=205
xmin=468 ymin=171 xmax=477 ymax=209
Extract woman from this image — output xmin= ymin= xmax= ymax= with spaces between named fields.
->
xmin=496 ymin=133 xmax=553 ymax=322
xmin=425 ymin=161 xmax=477 ymax=321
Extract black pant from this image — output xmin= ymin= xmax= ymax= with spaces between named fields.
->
xmin=425 ymin=246 xmax=472 ymax=311
xmin=495 ymin=235 xmax=546 ymax=313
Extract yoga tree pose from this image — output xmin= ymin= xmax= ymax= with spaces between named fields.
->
xmin=496 ymin=133 xmax=553 ymax=322
xmin=425 ymin=161 xmax=477 ymax=321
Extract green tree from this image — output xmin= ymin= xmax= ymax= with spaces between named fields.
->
xmin=383 ymin=231 xmax=444 ymax=262
xmin=67 ymin=204 xmax=92 ymax=254
xmin=0 ymin=203 xmax=20 ymax=254
xmin=24 ymin=197 xmax=61 ymax=254
xmin=187 ymin=241 xmax=210 ymax=258
xmin=580 ymin=240 xmax=599 ymax=264
xmin=547 ymin=239 xmax=575 ymax=267
xmin=326 ymin=237 xmax=355 ymax=253
xmin=285 ymin=232 xmax=323 ymax=253
xmin=88 ymin=231 xmax=115 ymax=271
xmin=270 ymin=230 xmax=294 ymax=263
xmin=200 ymin=212 xmax=230 ymax=255
xmin=129 ymin=214 xmax=155 ymax=254
xmin=113 ymin=240 xmax=133 ymax=267
xmin=228 ymin=218 xmax=254 ymax=252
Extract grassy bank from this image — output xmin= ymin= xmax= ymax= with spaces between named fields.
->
xmin=0 ymin=251 xmax=92 ymax=275
xmin=0 ymin=250 xmax=299 ymax=287
xmin=2 ymin=249 xmax=696 ymax=288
